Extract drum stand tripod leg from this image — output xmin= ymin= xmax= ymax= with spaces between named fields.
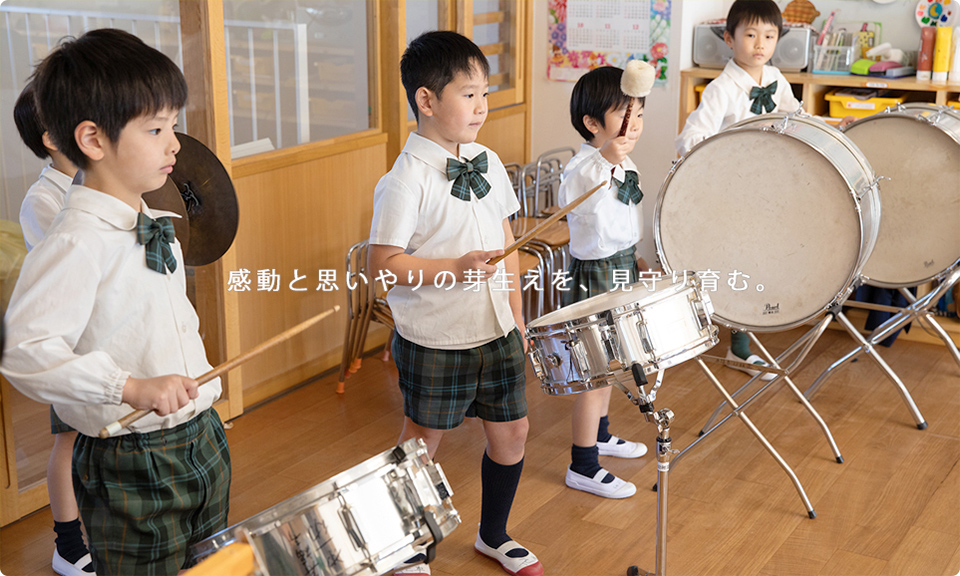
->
xmin=898 ymin=280 xmax=960 ymax=369
xmin=806 ymin=270 xmax=960 ymax=401
xmin=748 ymin=333 xmax=844 ymax=463
xmin=622 ymin=367 xmax=677 ymax=576
xmin=833 ymin=311 xmax=927 ymax=429
xmin=695 ymin=357 xmax=817 ymax=518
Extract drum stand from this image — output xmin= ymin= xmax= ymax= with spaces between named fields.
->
xmin=614 ymin=366 xmax=677 ymax=576
xmin=646 ymin=316 xmax=839 ymax=518
xmin=803 ymin=266 xmax=960 ymax=424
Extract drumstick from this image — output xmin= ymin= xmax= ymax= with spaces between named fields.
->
xmin=99 ymin=305 xmax=340 ymax=438
xmin=617 ymin=60 xmax=656 ymax=137
xmin=488 ymin=181 xmax=606 ymax=266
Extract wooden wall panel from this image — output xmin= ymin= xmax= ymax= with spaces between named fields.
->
xmin=477 ymin=105 xmax=529 ymax=165
xmin=230 ymin=140 xmax=389 ymax=406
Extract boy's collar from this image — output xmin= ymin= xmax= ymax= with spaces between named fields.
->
xmin=65 ymin=184 xmax=182 ymax=231
xmin=725 ymin=59 xmax=775 ymax=90
xmin=404 ymin=132 xmax=482 ymax=173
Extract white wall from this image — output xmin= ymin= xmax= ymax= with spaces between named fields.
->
xmin=530 ymin=0 xmax=726 ymax=267
xmin=529 ymin=0 xmax=922 ymax=267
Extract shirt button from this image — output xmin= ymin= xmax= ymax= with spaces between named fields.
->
xmin=181 ymin=322 xmax=188 ymax=333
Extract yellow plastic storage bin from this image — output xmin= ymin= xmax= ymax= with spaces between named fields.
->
xmin=949 ymin=100 xmax=960 ymax=110
xmin=825 ymin=88 xmax=905 ymax=118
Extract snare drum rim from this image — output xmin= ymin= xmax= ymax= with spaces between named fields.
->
xmin=844 ymin=104 xmax=960 ymax=288
xmin=655 ymin=113 xmax=878 ymax=332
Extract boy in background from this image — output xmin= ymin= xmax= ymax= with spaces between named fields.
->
xmin=675 ymin=0 xmax=800 ymax=379
xmin=2 ymin=29 xmax=230 ymax=575
xmin=13 ymin=83 xmax=91 ymax=576
xmin=368 ymin=31 xmax=543 ymax=576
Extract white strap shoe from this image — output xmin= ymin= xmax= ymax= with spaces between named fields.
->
xmin=474 ymin=534 xmax=544 ymax=576
xmin=565 ymin=467 xmax=637 ymax=498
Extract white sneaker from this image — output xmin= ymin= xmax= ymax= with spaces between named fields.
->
xmin=52 ymin=550 xmax=95 ymax=576
xmin=565 ymin=467 xmax=637 ymax=498
xmin=597 ymin=436 xmax=647 ymax=458
xmin=726 ymin=348 xmax=777 ymax=381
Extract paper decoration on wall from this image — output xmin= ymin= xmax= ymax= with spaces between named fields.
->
xmin=548 ymin=0 xmax=671 ymax=85
xmin=916 ymin=0 xmax=957 ymax=26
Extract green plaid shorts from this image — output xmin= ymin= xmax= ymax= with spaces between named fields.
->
xmin=392 ymin=328 xmax=528 ymax=430
xmin=73 ymin=409 xmax=231 ymax=576
xmin=564 ymin=247 xmax=640 ymax=306
xmin=50 ymin=405 xmax=76 ymax=434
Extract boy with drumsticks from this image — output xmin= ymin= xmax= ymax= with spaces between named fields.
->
xmin=14 ymin=82 xmax=94 ymax=576
xmin=557 ymin=63 xmax=653 ymax=499
xmin=368 ymin=31 xmax=542 ymax=576
xmin=2 ymin=29 xmax=230 ymax=575
xmin=675 ymin=0 xmax=801 ymax=379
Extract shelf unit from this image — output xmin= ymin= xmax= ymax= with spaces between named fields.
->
xmin=679 ymin=66 xmax=960 ymax=132
xmin=677 ymin=67 xmax=960 ymax=348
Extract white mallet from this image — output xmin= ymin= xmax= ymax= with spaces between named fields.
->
xmin=618 ymin=60 xmax=656 ymax=137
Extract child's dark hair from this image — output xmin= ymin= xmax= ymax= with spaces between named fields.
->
xmin=400 ymin=30 xmax=489 ymax=122
xmin=570 ymin=66 xmax=645 ymax=141
xmin=32 ymin=28 xmax=187 ymax=169
xmin=13 ymin=83 xmax=49 ymax=160
xmin=726 ymin=0 xmax=783 ymax=38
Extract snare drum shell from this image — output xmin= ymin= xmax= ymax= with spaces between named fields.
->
xmin=187 ymin=439 xmax=459 ymax=576
xmin=843 ymin=104 xmax=960 ymax=288
xmin=655 ymin=112 xmax=880 ymax=332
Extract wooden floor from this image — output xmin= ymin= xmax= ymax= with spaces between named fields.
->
xmin=2 ymin=327 xmax=958 ymax=576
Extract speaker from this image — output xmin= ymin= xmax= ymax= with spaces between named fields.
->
xmin=693 ymin=25 xmax=814 ymax=72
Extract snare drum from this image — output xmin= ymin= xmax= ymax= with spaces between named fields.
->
xmin=843 ymin=103 xmax=960 ymax=288
xmin=656 ymin=112 xmax=880 ymax=332
xmin=526 ymin=274 xmax=718 ymax=395
xmin=188 ymin=439 xmax=459 ymax=576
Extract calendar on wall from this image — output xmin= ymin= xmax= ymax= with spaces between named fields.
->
xmin=548 ymin=0 xmax=671 ymax=84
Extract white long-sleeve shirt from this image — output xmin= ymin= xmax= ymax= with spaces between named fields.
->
xmin=558 ymin=143 xmax=644 ymax=261
xmin=676 ymin=59 xmax=801 ymax=157
xmin=19 ymin=164 xmax=72 ymax=251
xmin=2 ymin=185 xmax=220 ymax=437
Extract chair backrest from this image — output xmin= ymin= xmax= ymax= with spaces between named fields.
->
xmin=503 ymin=162 xmax=523 ymax=220
xmin=521 ymin=147 xmax=575 ymax=217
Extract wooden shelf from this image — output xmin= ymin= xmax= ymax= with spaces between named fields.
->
xmin=679 ymin=66 xmax=960 ymax=130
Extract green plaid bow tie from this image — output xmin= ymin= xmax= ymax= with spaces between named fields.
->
xmin=136 ymin=212 xmax=177 ymax=274
xmin=614 ymin=170 xmax=643 ymax=205
xmin=749 ymin=81 xmax=777 ymax=115
xmin=446 ymin=151 xmax=490 ymax=201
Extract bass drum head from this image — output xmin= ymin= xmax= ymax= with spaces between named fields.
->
xmin=845 ymin=113 xmax=960 ymax=287
xmin=657 ymin=128 xmax=862 ymax=332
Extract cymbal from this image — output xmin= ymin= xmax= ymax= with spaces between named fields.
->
xmin=169 ymin=133 xmax=239 ymax=267
xmin=143 ymin=177 xmax=190 ymax=258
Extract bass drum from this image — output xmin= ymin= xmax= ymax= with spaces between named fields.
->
xmin=656 ymin=112 xmax=880 ymax=332
xmin=843 ymin=103 xmax=960 ymax=288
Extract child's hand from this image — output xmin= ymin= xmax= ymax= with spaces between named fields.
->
xmin=456 ymin=249 xmax=503 ymax=281
xmin=122 ymin=375 xmax=200 ymax=416
xmin=838 ymin=115 xmax=857 ymax=128
xmin=599 ymin=135 xmax=636 ymax=166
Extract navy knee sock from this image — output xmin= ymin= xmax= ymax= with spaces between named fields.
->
xmin=479 ymin=452 xmax=528 ymax=558
xmin=53 ymin=519 xmax=93 ymax=571
xmin=570 ymin=444 xmax=613 ymax=483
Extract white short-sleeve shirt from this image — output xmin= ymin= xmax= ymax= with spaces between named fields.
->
xmin=675 ymin=59 xmax=802 ymax=157
xmin=2 ymin=185 xmax=220 ymax=437
xmin=558 ymin=143 xmax=644 ymax=261
xmin=19 ymin=165 xmax=73 ymax=251
xmin=368 ymin=132 xmax=521 ymax=349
